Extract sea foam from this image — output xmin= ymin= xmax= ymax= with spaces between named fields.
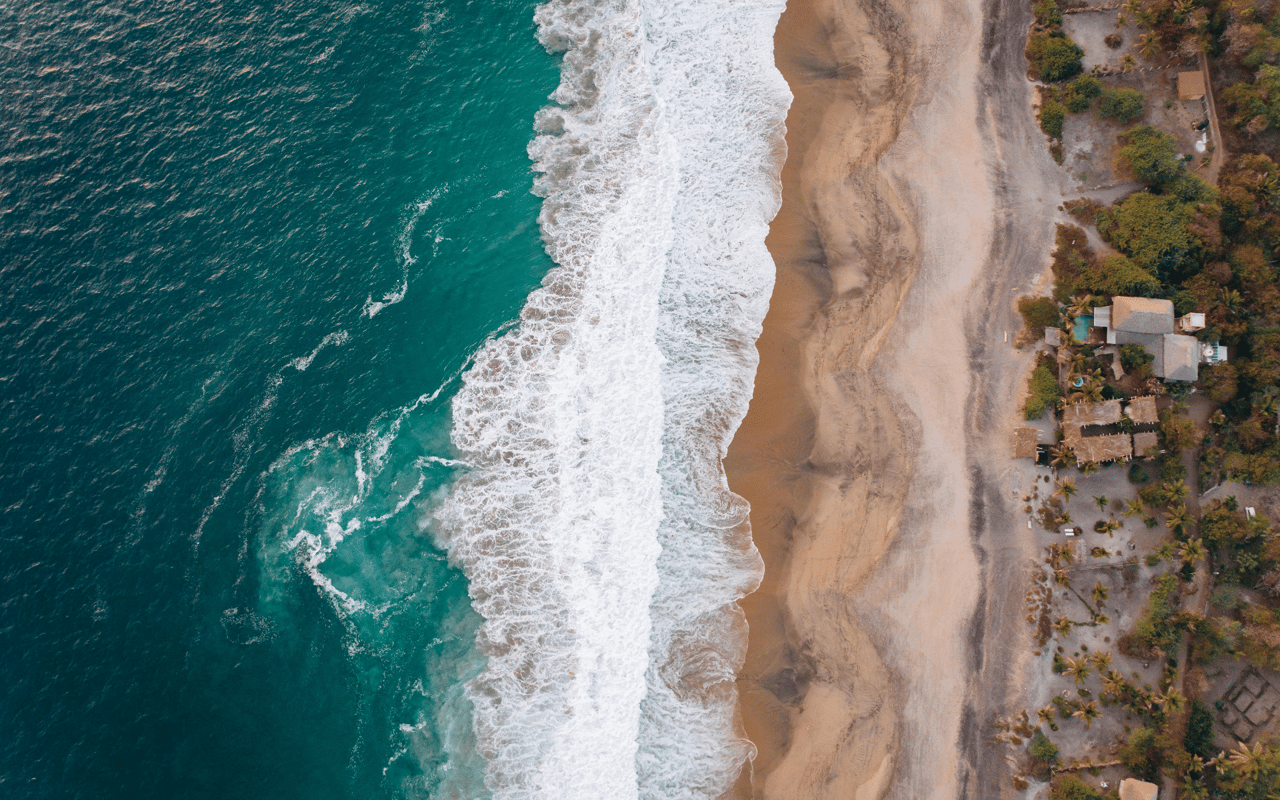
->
xmin=435 ymin=0 xmax=790 ymax=796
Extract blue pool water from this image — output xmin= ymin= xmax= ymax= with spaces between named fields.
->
xmin=1074 ymin=314 xmax=1094 ymax=342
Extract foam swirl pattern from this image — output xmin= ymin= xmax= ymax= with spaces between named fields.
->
xmin=437 ymin=0 xmax=790 ymax=797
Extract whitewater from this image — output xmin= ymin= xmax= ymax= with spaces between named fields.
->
xmin=435 ymin=0 xmax=791 ymax=797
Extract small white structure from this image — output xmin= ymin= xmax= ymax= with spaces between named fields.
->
xmin=1201 ymin=341 xmax=1228 ymax=365
xmin=1179 ymin=311 xmax=1206 ymax=333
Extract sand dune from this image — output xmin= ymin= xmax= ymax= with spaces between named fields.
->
xmin=726 ymin=0 xmax=1065 ymax=796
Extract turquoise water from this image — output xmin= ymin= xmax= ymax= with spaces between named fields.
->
xmin=1074 ymin=314 xmax=1094 ymax=342
xmin=2 ymin=0 xmax=792 ymax=795
xmin=1 ymin=1 xmax=556 ymax=797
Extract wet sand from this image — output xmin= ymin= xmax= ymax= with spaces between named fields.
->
xmin=726 ymin=0 xmax=1065 ymax=797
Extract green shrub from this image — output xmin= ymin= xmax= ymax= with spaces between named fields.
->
xmin=1025 ymin=364 xmax=1062 ymax=420
xmin=1063 ymin=75 xmax=1102 ymax=112
xmin=1128 ymin=462 xmax=1150 ymax=484
xmin=1099 ymin=87 xmax=1146 ymax=124
xmin=1185 ymin=700 xmax=1215 ymax=759
xmin=1033 ymin=0 xmax=1063 ymax=27
xmin=1028 ymin=34 xmax=1085 ymax=82
xmin=1019 ymin=296 xmax=1060 ymax=337
xmin=1146 ymin=553 xmax=1161 ymax=566
xmin=1040 ymin=99 xmax=1067 ymax=138
xmin=1050 ymin=773 xmax=1101 ymax=800
xmin=1030 ymin=730 xmax=1060 ymax=764
xmin=1119 ymin=726 xmax=1164 ymax=782
xmin=1212 ymin=583 xmax=1241 ymax=609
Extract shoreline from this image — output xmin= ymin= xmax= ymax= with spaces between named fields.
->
xmin=726 ymin=0 xmax=1064 ymax=796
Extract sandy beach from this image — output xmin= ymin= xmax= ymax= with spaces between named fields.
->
xmin=726 ymin=0 xmax=1066 ymax=796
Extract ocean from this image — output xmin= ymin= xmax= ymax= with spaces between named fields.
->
xmin=0 ymin=0 xmax=788 ymax=798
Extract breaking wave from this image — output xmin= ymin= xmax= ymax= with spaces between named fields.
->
xmin=435 ymin=0 xmax=790 ymax=796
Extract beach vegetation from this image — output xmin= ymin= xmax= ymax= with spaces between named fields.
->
xmin=1098 ymin=87 xmax=1146 ymax=124
xmin=1033 ymin=0 xmax=1063 ymax=29
xmin=1029 ymin=730 xmax=1060 ymax=780
xmin=1025 ymin=363 xmax=1062 ymax=420
xmin=1049 ymin=224 xmax=1099 ymax=302
xmin=1040 ymin=98 xmax=1067 ymax=138
xmin=1062 ymin=75 xmax=1102 ymax=113
xmin=1027 ymin=33 xmax=1085 ymax=83
xmin=1019 ymin=295 xmax=1061 ymax=338
xmin=1048 ymin=773 xmax=1102 ymax=800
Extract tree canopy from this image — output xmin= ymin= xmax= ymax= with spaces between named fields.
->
xmin=1100 ymin=191 xmax=1205 ymax=283
xmin=1118 ymin=124 xmax=1182 ymax=188
xmin=1077 ymin=253 xmax=1162 ymax=297
xmin=1224 ymin=64 xmax=1280 ymax=133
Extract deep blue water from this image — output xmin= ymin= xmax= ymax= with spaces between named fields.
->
xmin=0 ymin=1 xmax=557 ymax=797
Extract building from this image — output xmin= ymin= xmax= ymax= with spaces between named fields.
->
xmin=1120 ymin=777 xmax=1159 ymax=800
xmin=1178 ymin=70 xmax=1206 ymax=101
xmin=1179 ymin=312 xmax=1206 ymax=333
xmin=1094 ymin=297 xmax=1205 ymax=382
xmin=1127 ymin=395 xmax=1159 ymax=426
xmin=1062 ymin=399 xmax=1133 ymax=463
xmin=1014 ymin=427 xmax=1040 ymax=459
xmin=1072 ymin=433 xmax=1134 ymax=463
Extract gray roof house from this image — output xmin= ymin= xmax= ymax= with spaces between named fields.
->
xmin=1096 ymin=297 xmax=1201 ymax=382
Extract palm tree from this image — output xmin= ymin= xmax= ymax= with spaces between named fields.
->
xmin=1223 ymin=288 xmax=1244 ymax=315
xmin=1179 ymin=538 xmax=1206 ymax=566
xmin=1051 ymin=445 xmax=1075 ymax=469
xmin=1156 ymin=541 xmax=1176 ymax=562
xmin=1056 ymin=478 xmax=1078 ymax=500
xmin=1227 ymin=742 xmax=1264 ymax=781
xmin=1181 ymin=779 xmax=1209 ymax=800
xmin=1105 ymin=518 xmax=1122 ymax=536
xmin=1123 ymin=498 xmax=1144 ymax=519
xmin=1167 ymin=504 xmax=1191 ymax=536
xmin=1091 ymin=581 xmax=1110 ymax=606
xmin=1121 ymin=53 xmax=1137 ymax=72
xmin=1037 ymin=705 xmax=1057 ymax=726
xmin=1054 ymin=616 xmax=1074 ymax=636
xmin=1068 ymin=295 xmax=1096 ymax=321
xmin=1138 ymin=30 xmax=1161 ymax=60
xmin=1073 ymin=700 xmax=1102 ymax=728
xmin=1093 ymin=495 xmax=1109 ymax=512
xmin=1117 ymin=0 xmax=1142 ymax=28
xmin=1080 ymin=461 xmax=1100 ymax=476
xmin=1063 ymin=656 xmax=1092 ymax=684
xmin=1090 ymin=650 xmax=1112 ymax=671
xmin=1164 ymin=479 xmax=1189 ymax=504
xmin=1254 ymin=386 xmax=1280 ymax=418
xmin=1054 ymin=567 xmax=1072 ymax=587
xmin=1156 ymin=687 xmax=1187 ymax=715
xmin=1101 ymin=669 xmax=1127 ymax=699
